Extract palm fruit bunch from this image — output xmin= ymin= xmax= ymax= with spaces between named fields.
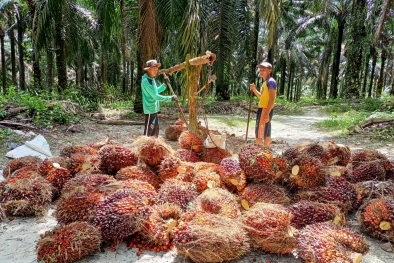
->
xmin=2 ymin=156 xmax=42 ymax=179
xmin=218 ymin=158 xmax=247 ymax=192
xmin=286 ymin=155 xmax=325 ymax=190
xmin=271 ymin=155 xmax=289 ymax=181
xmin=195 ymin=161 xmax=220 ymax=173
xmin=98 ymin=144 xmax=138 ymax=175
xmin=156 ymin=179 xmax=198 ymax=211
xmin=178 ymin=130 xmax=204 ymax=153
xmin=200 ymin=147 xmax=232 ymax=165
xmin=86 ymin=136 xmax=117 ymax=150
xmin=8 ymin=166 xmax=40 ymax=179
xmin=321 ymin=165 xmax=351 ymax=178
xmin=354 ymin=181 xmax=394 ymax=202
xmin=302 ymin=142 xmax=327 ymax=159
xmin=134 ymin=136 xmax=173 ymax=167
xmin=358 ymin=198 xmax=394 ymax=241
xmin=54 ymin=187 xmax=105 ymax=224
xmin=348 ymin=149 xmax=391 ymax=171
xmin=347 ymin=160 xmax=387 ymax=183
xmin=242 ymin=202 xmax=297 ymax=254
xmin=289 ymin=201 xmax=345 ymax=229
xmin=67 ymin=153 xmax=101 ymax=176
xmin=386 ymin=161 xmax=394 ymax=180
xmin=140 ymin=203 xmax=183 ymax=246
xmin=297 ymin=222 xmax=369 ymax=263
xmin=165 ymin=124 xmax=187 ymax=141
xmin=59 ymin=144 xmax=98 ymax=157
xmin=320 ymin=141 xmax=351 ymax=166
xmin=115 ymin=165 xmax=159 ymax=190
xmin=0 ymin=174 xmax=53 ymax=216
xmin=190 ymin=188 xmax=241 ymax=219
xmin=157 ymin=156 xmax=182 ymax=182
xmin=36 ymin=221 xmax=101 ymax=263
xmin=61 ymin=173 xmax=117 ymax=196
xmin=94 ymin=189 xmax=150 ymax=241
xmin=43 ymin=166 xmax=73 ymax=197
xmin=192 ymin=170 xmax=222 ymax=193
xmin=239 ymin=183 xmax=291 ymax=209
xmin=282 ymin=145 xmax=300 ymax=165
xmin=38 ymin=156 xmax=69 ymax=176
xmin=121 ymin=179 xmax=157 ymax=205
xmin=176 ymin=149 xmax=200 ymax=162
xmin=238 ymin=144 xmax=277 ymax=183
xmin=171 ymin=212 xmax=250 ymax=263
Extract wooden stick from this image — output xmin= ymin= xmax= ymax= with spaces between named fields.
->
xmin=245 ymin=91 xmax=253 ymax=142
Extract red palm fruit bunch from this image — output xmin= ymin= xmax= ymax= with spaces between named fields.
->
xmin=2 ymin=156 xmax=42 ymax=179
xmin=239 ymin=183 xmax=291 ymax=208
xmin=200 ymin=147 xmax=232 ymax=165
xmin=282 ymin=146 xmax=300 ymax=166
xmin=176 ymin=149 xmax=200 ymax=162
xmin=67 ymin=153 xmax=101 ymax=176
xmin=0 ymin=174 xmax=53 ymax=216
xmin=242 ymin=202 xmax=297 ymax=254
xmin=156 ymin=179 xmax=199 ymax=211
xmin=358 ymin=198 xmax=394 ymax=241
xmin=165 ymin=124 xmax=187 ymax=141
xmin=134 ymin=136 xmax=174 ymax=167
xmin=192 ymin=170 xmax=222 ymax=193
xmin=38 ymin=156 xmax=69 ymax=176
xmin=157 ymin=156 xmax=182 ymax=182
xmin=218 ymin=158 xmax=247 ymax=192
xmin=140 ymin=203 xmax=183 ymax=246
xmin=297 ymin=222 xmax=369 ymax=263
xmin=54 ymin=187 xmax=105 ymax=224
xmin=8 ymin=166 xmax=40 ymax=179
xmin=98 ymin=144 xmax=138 ymax=175
xmin=178 ymin=130 xmax=204 ymax=153
xmin=348 ymin=149 xmax=391 ymax=171
xmin=44 ymin=167 xmax=73 ymax=197
xmin=347 ymin=160 xmax=387 ymax=183
xmin=271 ymin=155 xmax=289 ymax=182
xmin=121 ymin=179 xmax=157 ymax=205
xmin=320 ymin=141 xmax=351 ymax=166
xmin=60 ymin=144 xmax=98 ymax=158
xmin=61 ymin=173 xmax=117 ymax=196
xmin=171 ymin=212 xmax=250 ymax=263
xmin=322 ymin=165 xmax=351 ymax=178
xmin=195 ymin=161 xmax=220 ymax=173
xmin=94 ymin=189 xmax=150 ymax=241
xmin=289 ymin=201 xmax=345 ymax=229
xmin=238 ymin=144 xmax=277 ymax=183
xmin=190 ymin=188 xmax=241 ymax=219
xmin=386 ymin=161 xmax=394 ymax=180
xmin=281 ymin=142 xmax=320 ymax=165
xmin=36 ymin=221 xmax=101 ymax=263
xmin=286 ymin=155 xmax=325 ymax=190
xmin=116 ymin=165 xmax=159 ymax=190
xmin=355 ymin=181 xmax=394 ymax=202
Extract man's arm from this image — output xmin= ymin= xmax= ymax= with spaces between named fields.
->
xmin=262 ymin=88 xmax=276 ymax=123
xmin=142 ymin=79 xmax=172 ymax=101
xmin=249 ymin=83 xmax=261 ymax=98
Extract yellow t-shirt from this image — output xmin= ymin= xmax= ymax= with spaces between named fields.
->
xmin=258 ymin=77 xmax=276 ymax=108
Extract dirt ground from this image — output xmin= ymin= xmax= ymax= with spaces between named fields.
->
xmin=0 ymin=106 xmax=393 ymax=263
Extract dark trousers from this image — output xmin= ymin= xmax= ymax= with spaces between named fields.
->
xmin=144 ymin=113 xmax=159 ymax=137
xmin=255 ymin=108 xmax=273 ymax=139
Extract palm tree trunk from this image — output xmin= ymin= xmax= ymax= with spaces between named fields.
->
xmin=0 ymin=30 xmax=6 ymax=93
xmin=55 ymin=17 xmax=67 ymax=91
xmin=46 ymin=46 xmax=54 ymax=91
xmin=279 ymin=54 xmax=286 ymax=96
xmin=361 ymin=53 xmax=370 ymax=98
xmin=32 ymin=53 xmax=42 ymax=89
xmin=330 ymin=21 xmax=344 ymax=99
xmin=368 ymin=49 xmax=377 ymax=97
xmin=375 ymin=48 xmax=386 ymax=98
xmin=7 ymin=19 xmax=16 ymax=86
xmin=16 ymin=9 xmax=25 ymax=90
xmin=249 ymin=0 xmax=260 ymax=83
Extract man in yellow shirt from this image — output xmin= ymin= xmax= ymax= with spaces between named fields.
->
xmin=249 ymin=62 xmax=277 ymax=147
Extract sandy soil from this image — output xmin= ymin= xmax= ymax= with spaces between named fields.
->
xmin=0 ymin=106 xmax=393 ymax=263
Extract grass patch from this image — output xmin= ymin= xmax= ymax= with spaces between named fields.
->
xmin=215 ymin=117 xmax=248 ymax=127
xmin=315 ymin=111 xmax=369 ymax=137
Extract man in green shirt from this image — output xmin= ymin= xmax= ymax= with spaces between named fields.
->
xmin=141 ymin=59 xmax=178 ymax=137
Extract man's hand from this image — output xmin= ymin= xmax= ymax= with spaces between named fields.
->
xmin=250 ymin=83 xmax=256 ymax=92
xmin=171 ymin=95 xmax=178 ymax=101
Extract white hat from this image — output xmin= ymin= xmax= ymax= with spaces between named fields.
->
xmin=256 ymin=62 xmax=272 ymax=69
xmin=144 ymin=59 xmax=162 ymax=70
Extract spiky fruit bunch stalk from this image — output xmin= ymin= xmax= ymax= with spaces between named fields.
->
xmin=238 ymin=144 xmax=276 ymax=183
xmin=289 ymin=201 xmax=345 ymax=229
xmin=0 ymin=175 xmax=53 ymax=216
xmin=116 ymin=165 xmax=159 ymax=190
xmin=55 ymin=187 xmax=105 ymax=224
xmin=178 ymin=130 xmax=204 ymax=153
xmin=355 ymin=181 xmax=394 ymax=202
xmin=190 ymin=188 xmax=241 ymax=219
xmin=165 ymin=124 xmax=187 ymax=141
xmin=98 ymin=145 xmax=138 ymax=175
xmin=320 ymin=141 xmax=351 ymax=166
xmin=2 ymin=156 xmax=42 ymax=179
xmin=121 ymin=179 xmax=157 ymax=205
xmin=218 ymin=158 xmax=247 ymax=192
xmin=67 ymin=153 xmax=101 ymax=175
xmin=171 ymin=212 xmax=250 ymax=263
xmin=239 ymin=183 xmax=291 ymax=208
xmin=61 ymin=174 xmax=117 ymax=196
xmin=192 ymin=170 xmax=222 ymax=193
xmin=200 ymin=147 xmax=232 ymax=165
xmin=348 ymin=149 xmax=391 ymax=171
xmin=242 ymin=202 xmax=297 ymax=254
xmin=322 ymin=165 xmax=351 ymax=178
xmin=176 ymin=149 xmax=201 ymax=162
xmin=36 ymin=221 xmax=101 ymax=263
xmin=297 ymin=222 xmax=369 ymax=263
xmin=141 ymin=203 xmax=183 ymax=246
xmin=347 ymin=160 xmax=386 ymax=183
xmin=157 ymin=156 xmax=182 ymax=182
xmin=134 ymin=136 xmax=174 ymax=167
xmin=94 ymin=189 xmax=150 ymax=241
xmin=287 ymin=155 xmax=325 ymax=190
xmin=38 ymin=156 xmax=69 ymax=176
xmin=156 ymin=179 xmax=199 ymax=211
xmin=60 ymin=145 xmax=98 ymax=158
xmin=44 ymin=167 xmax=73 ymax=197
xmin=358 ymin=198 xmax=394 ymax=241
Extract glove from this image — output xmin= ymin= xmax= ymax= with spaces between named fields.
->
xmin=171 ymin=95 xmax=178 ymax=101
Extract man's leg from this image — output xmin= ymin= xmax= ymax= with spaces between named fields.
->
xmin=255 ymin=108 xmax=263 ymax=145
xmin=143 ymin=113 xmax=159 ymax=137
xmin=263 ymin=109 xmax=274 ymax=147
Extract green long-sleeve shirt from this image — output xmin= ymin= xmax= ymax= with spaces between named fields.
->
xmin=141 ymin=73 xmax=172 ymax=114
